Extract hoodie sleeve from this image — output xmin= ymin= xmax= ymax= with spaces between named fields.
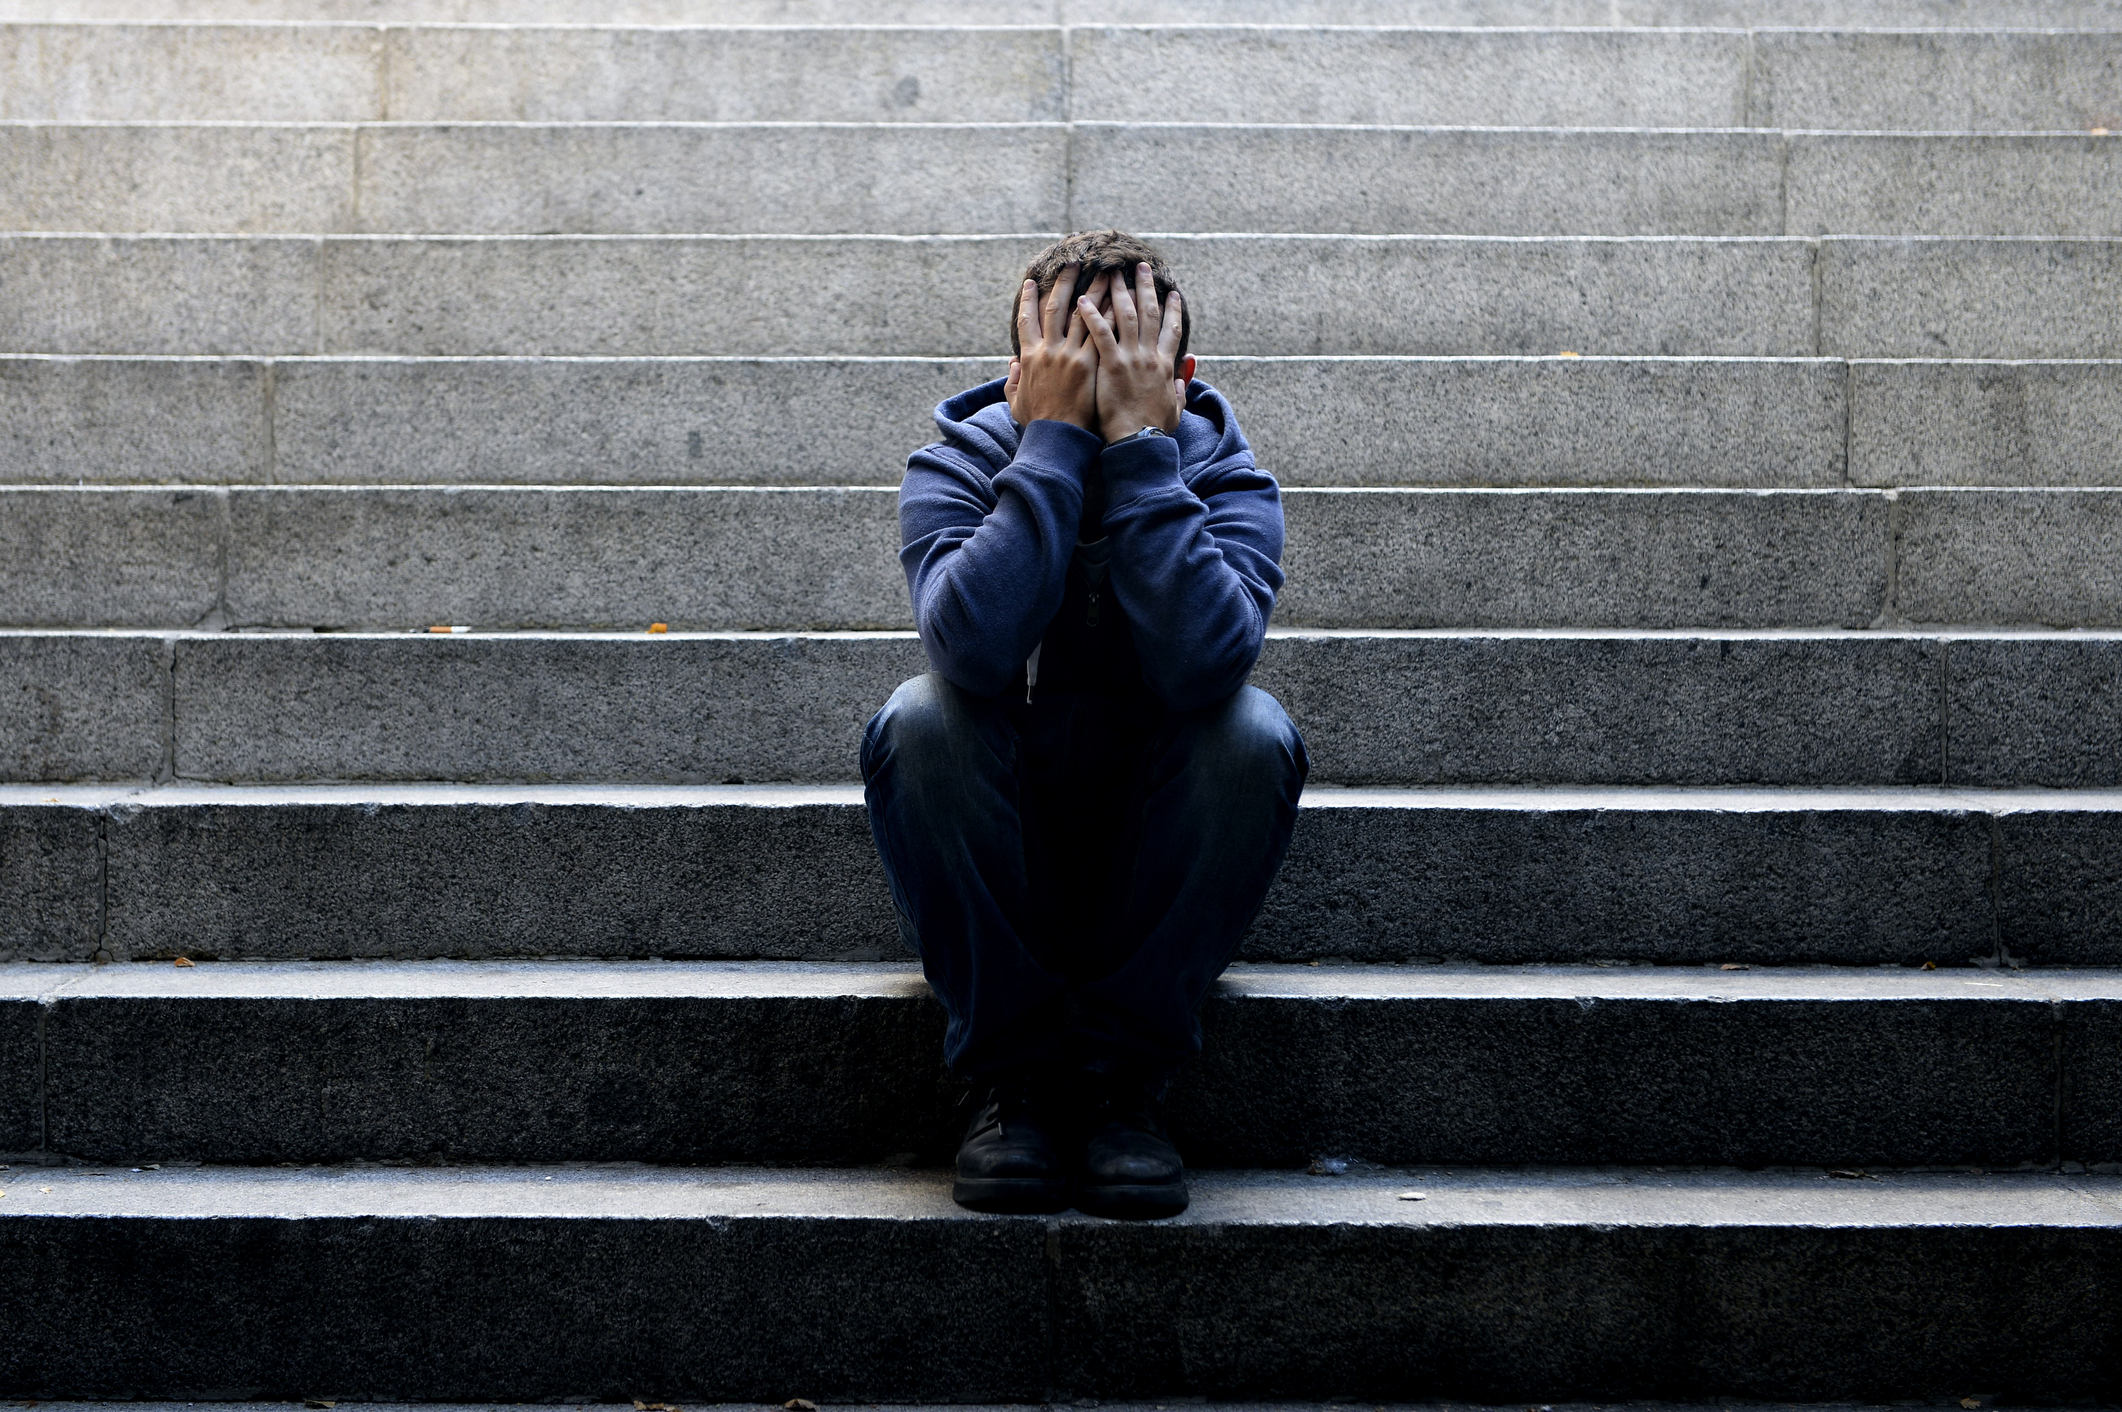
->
xmin=1099 ymin=433 xmax=1285 ymax=711
xmin=899 ymin=418 xmax=1105 ymax=697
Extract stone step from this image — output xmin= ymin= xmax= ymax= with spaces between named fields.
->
xmin=13 ymin=483 xmax=2122 ymax=632
xmin=9 ymin=628 xmax=2122 ymax=787
xmin=6 ymin=0 xmax=2122 ymax=26
xmin=7 ymin=781 xmax=2120 ymax=968
xmin=3 ymin=24 xmax=2119 ymax=131
xmin=0 ymin=1164 xmax=2111 ymax=1401
xmin=5 ymin=235 xmax=2119 ymax=359
xmin=0 ymin=959 xmax=2113 ymax=1166
xmin=9 ymin=354 xmax=2117 ymax=490
xmin=8 ymin=123 xmax=2121 ymax=239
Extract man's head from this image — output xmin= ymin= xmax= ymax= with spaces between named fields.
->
xmin=1009 ymin=230 xmax=1190 ymax=364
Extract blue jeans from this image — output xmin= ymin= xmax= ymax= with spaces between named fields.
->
xmin=860 ymin=672 xmax=1308 ymax=1082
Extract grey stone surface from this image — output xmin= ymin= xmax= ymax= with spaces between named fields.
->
xmin=80 ymin=783 xmax=2088 ymax=966
xmin=355 ymin=123 xmax=1067 ymax=236
xmin=1849 ymin=359 xmax=2122 ymax=487
xmin=150 ymin=630 xmax=1965 ymax=786
xmin=1945 ymin=636 xmax=2122 ymax=788
xmin=271 ymin=356 xmax=987 ymax=486
xmin=0 ymin=353 xmax=1864 ymax=489
xmin=1046 ymin=1170 xmax=2122 ymax=1402
xmin=0 ymin=1168 xmax=1050 ymax=1400
xmin=1174 ymin=969 xmax=2059 ymax=1168
xmin=7 ymin=0 xmax=2122 ymax=22
xmin=170 ymin=632 xmax=928 ymax=783
xmin=0 ymin=803 xmax=100 ymax=963
xmin=1072 ymin=125 xmax=1783 ymax=237
xmin=0 ymin=1164 xmax=2117 ymax=1399
xmin=1819 ymin=238 xmax=2122 ymax=359
xmin=41 ymin=963 xmax=957 ymax=1164
xmin=101 ymin=792 xmax=898 ymax=962
xmin=1996 ymin=808 xmax=2122 ymax=966
xmin=314 ymin=235 xmax=1047 ymax=357
xmin=28 ymin=959 xmax=2079 ymax=1167
xmin=41 ymin=235 xmax=2102 ymax=360
xmin=0 ymin=633 xmax=168 ymax=781
xmin=0 ymin=357 xmax=270 ymax=485
xmin=1787 ymin=134 xmax=2122 ymax=240
xmin=1265 ymin=795 xmax=1998 ymax=965
xmin=2064 ymin=996 xmax=2122 ymax=1164
xmin=1277 ymin=489 xmax=1888 ymax=629
xmin=1163 ymin=236 xmax=1818 ymax=357
xmin=1070 ymin=26 xmax=1750 ymax=126
xmin=0 ymin=484 xmax=1903 ymax=631
xmin=384 ymin=25 xmax=1066 ymax=123
xmin=0 ymin=972 xmax=50 ymax=1152
xmin=1752 ymin=30 xmax=2122 ymax=133
xmin=1895 ymin=489 xmax=2122 ymax=627
xmin=1250 ymin=632 xmax=1947 ymax=786
xmin=0 ymin=22 xmax=384 ymax=121
xmin=0 ymin=487 xmax=223 ymax=628
xmin=221 ymin=486 xmax=905 ymax=630
xmin=0 ymin=121 xmax=352 ymax=233
xmin=0 ymin=236 xmax=318 ymax=356
xmin=1209 ymin=356 xmax=1849 ymax=488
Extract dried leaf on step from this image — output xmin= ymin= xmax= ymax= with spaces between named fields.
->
xmin=786 ymin=1400 xmax=818 ymax=1409
xmin=174 ymin=957 xmax=195 ymax=968
xmin=1720 ymin=963 xmax=1748 ymax=971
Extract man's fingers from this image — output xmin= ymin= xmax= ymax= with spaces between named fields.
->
xmin=1077 ymin=296 xmax=1120 ymax=359
xmin=1016 ymin=279 xmax=1042 ymax=349
xmin=1109 ymin=269 xmax=1139 ymax=347
xmin=1134 ymin=263 xmax=1162 ymax=351
xmin=1041 ymin=263 xmax=1080 ymax=347
xmin=1065 ymin=271 xmax=1105 ymax=349
xmin=1156 ymin=290 xmax=1183 ymax=364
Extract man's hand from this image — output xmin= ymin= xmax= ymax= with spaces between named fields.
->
xmin=1004 ymin=263 xmax=1100 ymax=432
xmin=1078 ymin=262 xmax=1192 ymax=444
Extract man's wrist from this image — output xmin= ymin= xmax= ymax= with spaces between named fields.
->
xmin=1103 ymin=421 xmax=1162 ymax=446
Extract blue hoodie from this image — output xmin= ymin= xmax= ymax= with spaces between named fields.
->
xmin=898 ymin=376 xmax=1284 ymax=713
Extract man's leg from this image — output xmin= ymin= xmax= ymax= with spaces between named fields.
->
xmin=1064 ymin=685 xmax=1308 ymax=1219
xmin=860 ymin=672 xmax=1068 ymax=1078
xmin=1071 ymin=684 xmax=1309 ymax=1075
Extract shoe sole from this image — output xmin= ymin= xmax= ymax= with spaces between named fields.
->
xmin=1074 ymin=1181 xmax=1190 ymax=1220
xmin=953 ymin=1175 xmax=1071 ymax=1214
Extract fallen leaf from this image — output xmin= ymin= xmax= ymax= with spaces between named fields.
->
xmin=2093 ymin=128 xmax=2110 ymax=135
xmin=1923 ymin=961 xmax=1937 ymax=971
xmin=304 ymin=1401 xmax=336 ymax=1409
xmin=1828 ymin=1168 xmax=1876 ymax=1180
xmin=786 ymin=1401 xmax=818 ymax=1410
xmin=648 ymin=623 xmax=669 ymax=634
xmin=1720 ymin=963 xmax=1749 ymax=971
xmin=173 ymin=957 xmax=195 ymax=968
xmin=1557 ymin=351 xmax=1581 ymax=358
xmin=1962 ymin=1400 xmax=1983 ymax=1409
xmin=1397 ymin=1190 xmax=1426 ymax=1201
xmin=37 ymin=1187 xmax=49 ymax=1194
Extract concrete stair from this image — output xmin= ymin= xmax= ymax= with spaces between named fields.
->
xmin=6 ymin=0 xmax=2122 ymax=1402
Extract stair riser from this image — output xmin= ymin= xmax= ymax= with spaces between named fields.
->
xmin=15 ymin=794 xmax=2120 ymax=966
xmin=6 ymin=236 xmax=2117 ymax=359
xmin=0 ymin=1191 xmax=2114 ymax=1402
xmin=0 ymin=970 xmax=2106 ymax=1166
xmin=4 ymin=26 xmax=2118 ymax=131
xmin=12 ymin=631 xmax=2122 ymax=786
xmin=11 ymin=355 xmax=2121 ymax=490
xmin=6 ymin=0 xmax=2121 ymax=27
xmin=11 ymin=126 xmax=2120 ymax=239
xmin=14 ymin=483 xmax=2122 ymax=631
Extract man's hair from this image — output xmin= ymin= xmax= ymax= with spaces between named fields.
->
xmin=1008 ymin=230 xmax=1191 ymax=363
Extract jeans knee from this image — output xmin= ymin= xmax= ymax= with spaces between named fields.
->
xmin=862 ymin=672 xmax=1002 ymax=788
xmin=1176 ymin=686 xmax=1308 ymax=795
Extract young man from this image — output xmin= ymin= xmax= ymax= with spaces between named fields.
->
xmin=860 ymin=231 xmax=1308 ymax=1219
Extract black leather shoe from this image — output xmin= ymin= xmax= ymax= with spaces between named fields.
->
xmin=952 ymin=1077 xmax=1071 ymax=1213
xmin=1074 ymin=1073 xmax=1188 ymax=1219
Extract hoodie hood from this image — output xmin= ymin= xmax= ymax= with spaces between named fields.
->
xmin=928 ymin=375 xmax=1253 ymax=485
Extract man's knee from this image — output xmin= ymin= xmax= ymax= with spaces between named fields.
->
xmin=1179 ymin=685 xmax=1308 ymax=790
xmin=863 ymin=672 xmax=1004 ymax=787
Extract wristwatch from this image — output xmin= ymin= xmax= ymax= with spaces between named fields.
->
xmin=1109 ymin=426 xmax=1168 ymax=446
